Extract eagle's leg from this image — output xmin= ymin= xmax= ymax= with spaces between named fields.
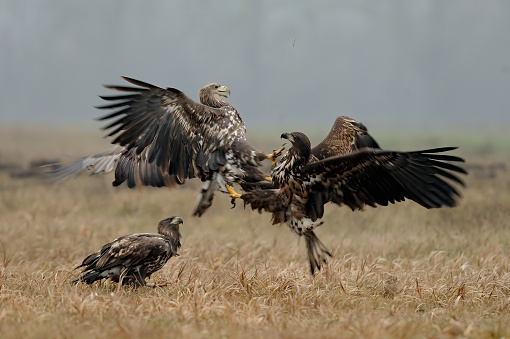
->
xmin=193 ymin=176 xmax=219 ymax=217
xmin=225 ymin=184 xmax=242 ymax=208
xmin=265 ymin=146 xmax=285 ymax=167
xmin=132 ymin=267 xmax=147 ymax=287
xmin=116 ymin=268 xmax=129 ymax=293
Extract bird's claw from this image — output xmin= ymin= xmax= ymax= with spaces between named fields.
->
xmin=266 ymin=146 xmax=285 ymax=167
xmin=274 ymin=145 xmax=285 ymax=157
xmin=226 ymin=184 xmax=241 ymax=208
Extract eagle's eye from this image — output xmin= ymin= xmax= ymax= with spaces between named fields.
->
xmin=214 ymin=84 xmax=219 ymax=89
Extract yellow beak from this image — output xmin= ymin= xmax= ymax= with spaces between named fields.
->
xmin=217 ymin=85 xmax=231 ymax=98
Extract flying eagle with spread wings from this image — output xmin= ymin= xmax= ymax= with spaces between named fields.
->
xmin=227 ymin=116 xmax=468 ymax=274
xmin=50 ymin=77 xmax=282 ymax=216
xmin=71 ymin=216 xmax=183 ymax=287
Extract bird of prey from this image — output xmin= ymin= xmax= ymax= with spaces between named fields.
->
xmin=227 ymin=116 xmax=467 ymax=274
xmin=50 ymin=77 xmax=283 ymax=216
xmin=71 ymin=216 xmax=183 ymax=287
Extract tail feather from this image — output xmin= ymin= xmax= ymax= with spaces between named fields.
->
xmin=304 ymin=231 xmax=332 ymax=274
xmin=71 ymin=270 xmax=102 ymax=285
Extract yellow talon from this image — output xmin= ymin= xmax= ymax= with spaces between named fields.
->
xmin=264 ymin=175 xmax=272 ymax=183
xmin=226 ymin=184 xmax=242 ymax=208
xmin=266 ymin=146 xmax=285 ymax=167
xmin=274 ymin=145 xmax=285 ymax=157
xmin=226 ymin=184 xmax=241 ymax=200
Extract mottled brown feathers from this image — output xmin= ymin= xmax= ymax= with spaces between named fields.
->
xmin=71 ymin=216 xmax=183 ymax=287
xmin=311 ymin=116 xmax=380 ymax=161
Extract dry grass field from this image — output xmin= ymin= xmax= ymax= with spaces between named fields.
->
xmin=0 ymin=126 xmax=509 ymax=338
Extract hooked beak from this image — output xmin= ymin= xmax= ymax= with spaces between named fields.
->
xmin=171 ymin=216 xmax=184 ymax=225
xmin=281 ymin=132 xmax=294 ymax=143
xmin=217 ymin=85 xmax=231 ymax=98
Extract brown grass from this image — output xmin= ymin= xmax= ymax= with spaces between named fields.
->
xmin=0 ymin=127 xmax=509 ymax=338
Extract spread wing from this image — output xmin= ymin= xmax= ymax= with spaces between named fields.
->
xmin=90 ymin=234 xmax=171 ymax=271
xmin=54 ymin=146 xmax=124 ymax=178
xmin=303 ymin=147 xmax=467 ymax=219
xmin=96 ymin=77 xmax=238 ymax=182
xmin=48 ymin=146 xmax=181 ymax=188
xmin=311 ymin=116 xmax=380 ymax=160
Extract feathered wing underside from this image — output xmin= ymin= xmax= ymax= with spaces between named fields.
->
xmin=48 ymin=146 xmax=124 ymax=181
xmin=239 ymin=188 xmax=288 ymax=224
xmin=96 ymin=77 xmax=237 ymax=182
xmin=303 ymin=147 xmax=467 ymax=214
xmin=48 ymin=146 xmax=182 ymax=188
xmin=311 ymin=116 xmax=380 ymax=161
xmin=112 ymin=147 xmax=183 ymax=188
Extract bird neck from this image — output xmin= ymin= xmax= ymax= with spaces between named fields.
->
xmin=289 ymin=144 xmax=311 ymax=166
xmin=200 ymin=93 xmax=229 ymax=108
xmin=158 ymin=224 xmax=180 ymax=239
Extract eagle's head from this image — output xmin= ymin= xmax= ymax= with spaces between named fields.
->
xmin=200 ymin=82 xmax=231 ymax=108
xmin=158 ymin=216 xmax=183 ymax=239
xmin=281 ymin=132 xmax=311 ymax=164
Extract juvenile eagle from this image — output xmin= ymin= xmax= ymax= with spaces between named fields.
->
xmin=71 ymin=216 xmax=183 ymax=287
xmin=51 ymin=77 xmax=282 ymax=216
xmin=227 ymin=116 xmax=467 ymax=274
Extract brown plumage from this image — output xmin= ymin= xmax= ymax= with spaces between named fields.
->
xmin=71 ymin=216 xmax=183 ymax=287
xmin=50 ymin=78 xmax=281 ymax=216
xmin=229 ymin=116 xmax=467 ymax=274
xmin=310 ymin=116 xmax=380 ymax=160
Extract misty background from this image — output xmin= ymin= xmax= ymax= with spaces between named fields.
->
xmin=2 ymin=0 xmax=510 ymax=132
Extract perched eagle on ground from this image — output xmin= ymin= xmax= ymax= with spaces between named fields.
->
xmin=51 ymin=77 xmax=282 ymax=216
xmin=227 ymin=116 xmax=468 ymax=274
xmin=71 ymin=216 xmax=183 ymax=287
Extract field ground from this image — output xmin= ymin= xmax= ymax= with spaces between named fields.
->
xmin=0 ymin=126 xmax=509 ymax=338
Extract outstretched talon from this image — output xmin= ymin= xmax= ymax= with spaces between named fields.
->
xmin=226 ymin=184 xmax=242 ymax=208
xmin=266 ymin=146 xmax=285 ymax=167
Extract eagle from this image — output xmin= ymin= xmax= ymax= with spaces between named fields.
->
xmin=227 ymin=116 xmax=468 ymax=274
xmin=71 ymin=216 xmax=183 ymax=287
xmin=50 ymin=77 xmax=282 ymax=216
